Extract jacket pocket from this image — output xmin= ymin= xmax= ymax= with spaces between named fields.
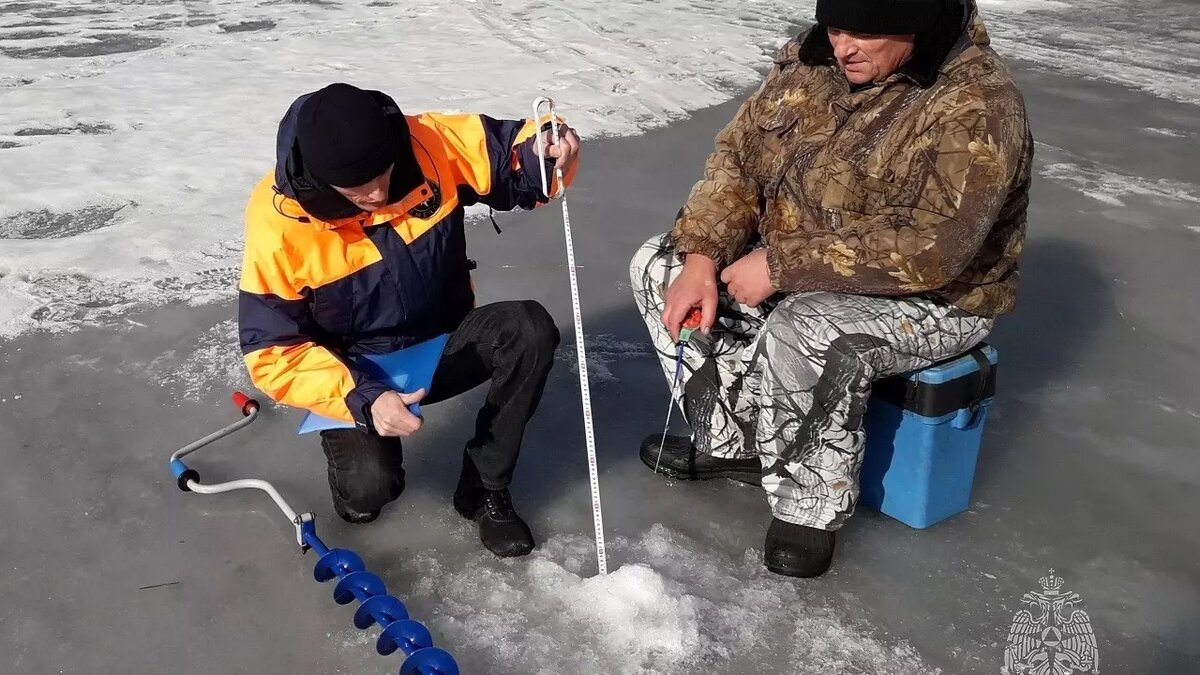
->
xmin=753 ymin=98 xmax=800 ymax=136
xmin=816 ymin=155 xmax=898 ymax=217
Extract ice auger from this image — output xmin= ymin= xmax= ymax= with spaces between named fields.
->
xmin=168 ymin=392 xmax=458 ymax=675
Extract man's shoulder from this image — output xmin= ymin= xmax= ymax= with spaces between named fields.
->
xmin=245 ymin=173 xmax=284 ymax=228
xmin=929 ymin=46 xmax=1028 ymax=129
xmin=772 ymin=34 xmax=804 ymax=65
xmin=243 ymin=173 xmax=308 ymax=252
xmin=771 ymin=26 xmax=834 ymax=70
xmin=941 ymin=44 xmax=1025 ymax=105
xmin=407 ymin=111 xmax=482 ymax=136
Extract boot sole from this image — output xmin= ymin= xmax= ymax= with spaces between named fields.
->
xmin=765 ymin=560 xmax=832 ymax=578
xmin=639 ymin=450 xmax=761 ymax=486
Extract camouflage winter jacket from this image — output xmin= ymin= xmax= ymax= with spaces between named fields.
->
xmin=672 ymin=1 xmax=1033 ymax=317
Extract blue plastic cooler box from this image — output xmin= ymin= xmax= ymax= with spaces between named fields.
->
xmin=859 ymin=343 xmax=997 ymax=529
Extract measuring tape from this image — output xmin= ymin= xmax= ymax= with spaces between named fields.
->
xmin=533 ymin=97 xmax=608 ymax=575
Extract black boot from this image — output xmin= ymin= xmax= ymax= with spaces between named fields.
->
xmin=454 ymin=452 xmax=535 ymax=558
xmin=639 ymin=434 xmax=761 ymax=484
xmin=764 ymin=517 xmax=835 ymax=578
xmin=453 ymin=451 xmax=487 ymax=520
xmin=333 ymin=500 xmax=381 ymax=525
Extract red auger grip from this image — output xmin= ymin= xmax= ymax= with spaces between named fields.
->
xmin=683 ymin=308 xmax=703 ymax=330
xmin=232 ymin=391 xmax=259 ymax=416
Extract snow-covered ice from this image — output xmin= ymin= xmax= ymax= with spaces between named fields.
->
xmin=406 ymin=525 xmax=935 ymax=675
xmin=979 ymin=0 xmax=1200 ymax=105
xmin=0 ymin=0 xmax=806 ymax=338
xmin=3 ymin=0 xmax=1199 ymax=339
xmin=2 ymin=3 xmax=1200 ymax=671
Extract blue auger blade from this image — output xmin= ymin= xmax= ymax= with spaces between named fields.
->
xmin=333 ymin=571 xmax=386 ymax=605
xmin=377 ymin=619 xmax=433 ymax=656
xmin=314 ymin=548 xmax=366 ymax=582
xmin=400 ymin=647 xmax=460 ymax=675
xmin=354 ymin=594 xmax=409 ymax=630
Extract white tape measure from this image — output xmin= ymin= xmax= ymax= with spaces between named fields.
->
xmin=533 ymin=96 xmax=608 ymax=575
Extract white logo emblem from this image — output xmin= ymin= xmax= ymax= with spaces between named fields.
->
xmin=1003 ymin=569 xmax=1099 ymax=674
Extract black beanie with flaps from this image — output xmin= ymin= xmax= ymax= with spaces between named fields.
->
xmin=816 ymin=0 xmax=945 ymax=35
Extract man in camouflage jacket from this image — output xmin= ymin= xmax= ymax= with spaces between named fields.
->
xmin=631 ymin=0 xmax=1032 ymax=577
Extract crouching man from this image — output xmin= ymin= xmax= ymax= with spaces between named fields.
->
xmin=631 ymin=0 xmax=1031 ymax=577
xmin=239 ymin=83 xmax=579 ymax=557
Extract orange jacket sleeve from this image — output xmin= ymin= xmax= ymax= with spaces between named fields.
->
xmin=418 ymin=112 xmax=579 ymax=212
xmin=237 ymin=214 xmax=390 ymax=429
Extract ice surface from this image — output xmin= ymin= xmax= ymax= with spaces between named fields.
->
xmin=3 ymin=0 xmax=1197 ymax=339
xmin=556 ymin=333 xmax=656 ymax=383
xmin=977 ymin=0 xmax=1200 ymax=105
xmin=1036 ymin=142 xmax=1200 ymax=213
xmin=0 ymin=0 xmax=803 ymax=338
xmin=144 ymin=317 xmax=254 ymax=402
xmin=406 ymin=524 xmax=936 ymax=675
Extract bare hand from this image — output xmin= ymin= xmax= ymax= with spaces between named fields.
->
xmin=720 ymin=249 xmax=776 ymax=308
xmin=370 ymin=389 xmax=426 ymax=437
xmin=662 ymin=254 xmax=719 ymax=341
xmin=539 ymin=124 xmax=581 ymax=174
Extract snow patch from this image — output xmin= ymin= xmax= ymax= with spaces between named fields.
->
xmin=1142 ymin=127 xmax=1188 ymax=138
xmin=407 ymin=525 xmax=936 ymax=674
xmin=1040 ymin=162 xmax=1200 ymax=208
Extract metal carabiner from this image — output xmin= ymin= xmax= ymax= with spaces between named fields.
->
xmin=532 ymin=96 xmax=566 ymax=201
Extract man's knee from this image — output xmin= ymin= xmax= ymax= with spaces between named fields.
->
xmin=513 ymin=300 xmax=560 ymax=353
xmin=756 ymin=294 xmax=882 ymax=392
xmin=761 ymin=294 xmax=834 ymax=353
xmin=322 ymin=432 xmax=405 ymax=514
xmin=629 ymin=232 xmax=674 ymax=293
xmin=761 ymin=293 xmax=875 ymax=356
xmin=341 ymin=463 xmax=405 ymax=513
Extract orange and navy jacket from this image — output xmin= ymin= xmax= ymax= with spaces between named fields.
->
xmin=238 ymin=89 xmax=577 ymax=431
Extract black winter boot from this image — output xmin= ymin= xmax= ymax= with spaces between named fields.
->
xmin=764 ymin=517 xmax=836 ymax=578
xmin=333 ymin=501 xmax=381 ymax=525
xmin=454 ymin=452 xmax=535 ymax=558
xmin=453 ymin=450 xmax=487 ymax=520
xmin=639 ymin=434 xmax=761 ymax=485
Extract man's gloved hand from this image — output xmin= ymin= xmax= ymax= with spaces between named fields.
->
xmin=370 ymin=389 xmax=427 ymax=437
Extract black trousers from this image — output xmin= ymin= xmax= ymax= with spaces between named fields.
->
xmin=319 ymin=300 xmax=560 ymax=515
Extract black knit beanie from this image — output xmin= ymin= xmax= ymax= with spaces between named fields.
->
xmin=816 ymin=0 xmax=945 ymax=35
xmin=297 ymin=83 xmax=397 ymax=188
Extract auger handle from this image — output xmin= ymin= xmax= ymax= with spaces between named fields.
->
xmin=232 ymin=390 xmax=260 ymax=416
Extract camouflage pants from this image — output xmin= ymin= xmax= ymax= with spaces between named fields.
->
xmin=630 ymin=233 xmax=994 ymax=530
